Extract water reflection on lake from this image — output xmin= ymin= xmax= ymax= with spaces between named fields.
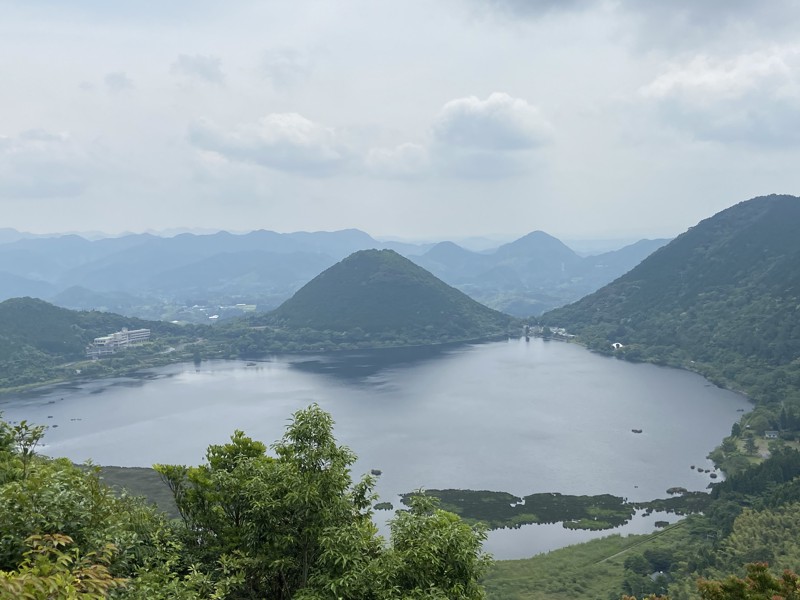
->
xmin=0 ymin=338 xmax=750 ymax=559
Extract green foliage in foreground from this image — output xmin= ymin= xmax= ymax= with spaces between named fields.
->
xmin=154 ymin=406 xmax=490 ymax=599
xmin=0 ymin=407 xmax=490 ymax=599
xmin=0 ymin=417 xmax=188 ymax=599
xmin=5 ymin=415 xmax=800 ymax=600
xmin=0 ymin=534 xmax=127 ymax=600
xmin=620 ymin=564 xmax=800 ymax=600
xmin=697 ymin=563 xmax=800 ymax=600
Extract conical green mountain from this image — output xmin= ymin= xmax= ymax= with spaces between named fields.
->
xmin=268 ymin=249 xmax=511 ymax=343
xmin=543 ymin=194 xmax=800 ymax=407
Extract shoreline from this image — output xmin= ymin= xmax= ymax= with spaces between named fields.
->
xmin=531 ymin=331 xmax=757 ymax=473
xmin=0 ymin=332 xmax=513 ymax=397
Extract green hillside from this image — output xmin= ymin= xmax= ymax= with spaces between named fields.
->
xmin=263 ymin=249 xmax=512 ymax=346
xmin=543 ymin=194 xmax=800 ymax=430
xmin=0 ymin=297 xmax=189 ymax=389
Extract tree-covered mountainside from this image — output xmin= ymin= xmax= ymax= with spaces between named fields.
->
xmin=258 ymin=249 xmax=512 ymax=346
xmin=0 ymin=297 xmax=190 ymax=389
xmin=542 ymin=194 xmax=800 ymax=417
xmin=0 ymin=297 xmax=170 ymax=359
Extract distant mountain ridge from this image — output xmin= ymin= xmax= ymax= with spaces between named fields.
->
xmin=0 ymin=229 xmax=385 ymax=318
xmin=414 ymin=232 xmax=668 ymax=316
xmin=543 ymin=194 xmax=800 ymax=409
xmin=0 ymin=226 xmax=668 ymax=320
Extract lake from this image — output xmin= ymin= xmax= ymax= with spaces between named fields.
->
xmin=0 ymin=338 xmax=750 ymax=559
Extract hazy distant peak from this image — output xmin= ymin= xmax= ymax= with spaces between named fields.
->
xmin=494 ymin=230 xmax=578 ymax=259
xmin=289 ymin=228 xmax=377 ymax=241
xmin=424 ymin=241 xmax=475 ymax=259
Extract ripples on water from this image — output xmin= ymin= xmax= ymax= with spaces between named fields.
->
xmin=0 ymin=338 xmax=750 ymax=558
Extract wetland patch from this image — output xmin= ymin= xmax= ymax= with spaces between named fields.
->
xmin=401 ymin=489 xmax=712 ymax=531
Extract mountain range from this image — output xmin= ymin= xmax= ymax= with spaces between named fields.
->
xmin=4 ymin=193 xmax=799 ymax=407
xmin=0 ymin=227 xmax=667 ymax=320
xmin=415 ymin=232 xmax=668 ymax=316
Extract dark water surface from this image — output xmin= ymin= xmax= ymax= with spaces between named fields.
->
xmin=0 ymin=339 xmax=750 ymax=558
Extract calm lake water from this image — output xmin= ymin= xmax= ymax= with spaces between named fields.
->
xmin=0 ymin=338 xmax=750 ymax=559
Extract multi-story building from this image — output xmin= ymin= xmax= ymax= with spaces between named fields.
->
xmin=86 ymin=328 xmax=151 ymax=358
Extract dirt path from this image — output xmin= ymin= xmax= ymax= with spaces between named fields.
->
xmin=592 ymin=521 xmax=685 ymax=565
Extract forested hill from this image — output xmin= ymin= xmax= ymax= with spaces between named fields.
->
xmin=542 ymin=194 xmax=800 ymax=409
xmin=259 ymin=249 xmax=512 ymax=345
xmin=0 ymin=297 xmax=185 ymax=359
xmin=0 ymin=297 xmax=188 ymax=389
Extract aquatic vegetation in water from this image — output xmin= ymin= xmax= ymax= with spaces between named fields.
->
xmin=401 ymin=489 xmax=712 ymax=531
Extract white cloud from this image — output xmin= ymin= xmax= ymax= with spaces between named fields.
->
xmin=640 ymin=47 xmax=800 ymax=145
xmin=5 ymin=0 xmax=800 ymax=238
xmin=171 ymin=54 xmax=225 ymax=85
xmin=190 ymin=92 xmax=552 ymax=182
xmin=368 ymin=93 xmax=553 ymax=179
xmin=433 ymin=92 xmax=554 ymax=151
xmin=0 ymin=130 xmax=88 ymax=198
xmin=641 ymin=49 xmax=799 ymax=102
xmin=189 ymin=113 xmax=349 ymax=175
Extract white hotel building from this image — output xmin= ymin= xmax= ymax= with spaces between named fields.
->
xmin=86 ymin=328 xmax=151 ymax=358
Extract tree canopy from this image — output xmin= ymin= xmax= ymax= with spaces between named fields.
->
xmin=0 ymin=406 xmax=491 ymax=599
xmin=155 ymin=404 xmax=491 ymax=599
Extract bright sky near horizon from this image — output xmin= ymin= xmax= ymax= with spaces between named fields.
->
xmin=2 ymin=1 xmax=799 ymax=241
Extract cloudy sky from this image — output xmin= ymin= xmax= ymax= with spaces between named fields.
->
xmin=2 ymin=1 xmax=799 ymax=242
